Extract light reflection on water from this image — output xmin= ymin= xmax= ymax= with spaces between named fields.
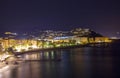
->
xmin=1 ymin=47 xmax=120 ymax=78
xmin=23 ymin=51 xmax=61 ymax=61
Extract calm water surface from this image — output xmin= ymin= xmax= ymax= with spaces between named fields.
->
xmin=1 ymin=46 xmax=120 ymax=78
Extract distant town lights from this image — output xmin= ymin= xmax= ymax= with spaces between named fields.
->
xmin=5 ymin=32 xmax=18 ymax=35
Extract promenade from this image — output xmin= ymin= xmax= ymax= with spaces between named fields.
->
xmin=14 ymin=44 xmax=87 ymax=55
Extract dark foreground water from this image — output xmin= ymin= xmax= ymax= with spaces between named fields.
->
xmin=1 ymin=46 xmax=120 ymax=78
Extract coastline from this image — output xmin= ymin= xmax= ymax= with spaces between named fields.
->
xmin=14 ymin=43 xmax=111 ymax=55
xmin=14 ymin=44 xmax=87 ymax=55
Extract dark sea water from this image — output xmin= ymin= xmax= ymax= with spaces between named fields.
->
xmin=1 ymin=46 xmax=120 ymax=78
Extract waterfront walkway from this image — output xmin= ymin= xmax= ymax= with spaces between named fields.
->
xmin=14 ymin=44 xmax=87 ymax=55
xmin=13 ymin=42 xmax=110 ymax=55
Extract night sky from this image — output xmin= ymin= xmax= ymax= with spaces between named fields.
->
xmin=0 ymin=0 xmax=120 ymax=37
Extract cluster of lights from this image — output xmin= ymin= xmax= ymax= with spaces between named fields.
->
xmin=14 ymin=45 xmax=38 ymax=52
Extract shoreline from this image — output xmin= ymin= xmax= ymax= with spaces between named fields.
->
xmin=14 ymin=43 xmax=111 ymax=55
xmin=14 ymin=44 xmax=87 ymax=55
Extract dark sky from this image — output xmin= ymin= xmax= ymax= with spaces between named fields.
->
xmin=0 ymin=0 xmax=120 ymax=37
